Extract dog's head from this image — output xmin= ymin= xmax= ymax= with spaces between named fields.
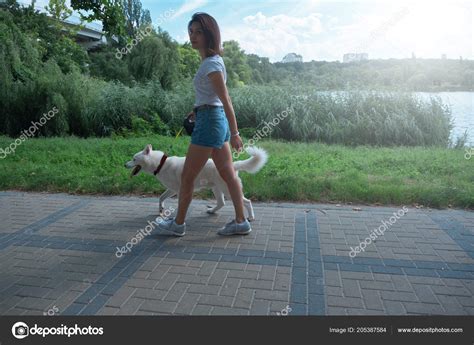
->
xmin=124 ymin=144 xmax=153 ymax=178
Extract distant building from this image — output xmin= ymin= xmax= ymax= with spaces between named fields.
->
xmin=343 ymin=53 xmax=368 ymax=63
xmin=411 ymin=52 xmax=416 ymax=59
xmin=281 ymin=53 xmax=303 ymax=63
xmin=441 ymin=54 xmax=447 ymax=59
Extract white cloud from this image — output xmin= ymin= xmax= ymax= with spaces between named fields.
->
xmin=221 ymin=1 xmax=472 ymax=62
xmin=329 ymin=2 xmax=472 ymax=60
xmin=222 ymin=11 xmax=324 ymax=62
xmin=170 ymin=0 xmax=208 ymax=20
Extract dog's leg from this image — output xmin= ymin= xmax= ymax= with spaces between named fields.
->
xmin=242 ymin=196 xmax=255 ymax=221
xmin=206 ymin=187 xmax=225 ymax=214
xmin=158 ymin=189 xmax=176 ymax=215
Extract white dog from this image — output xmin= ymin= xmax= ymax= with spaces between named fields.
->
xmin=125 ymin=144 xmax=268 ymax=221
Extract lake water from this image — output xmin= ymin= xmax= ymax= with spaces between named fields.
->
xmin=416 ymin=92 xmax=474 ymax=146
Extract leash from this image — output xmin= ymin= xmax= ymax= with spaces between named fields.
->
xmin=175 ymin=127 xmax=184 ymax=139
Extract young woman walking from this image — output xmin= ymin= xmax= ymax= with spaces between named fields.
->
xmin=156 ymin=12 xmax=251 ymax=236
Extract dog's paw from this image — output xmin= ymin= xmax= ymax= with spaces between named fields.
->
xmin=206 ymin=209 xmax=216 ymax=214
xmin=247 ymin=216 xmax=255 ymax=222
xmin=206 ymin=204 xmax=214 ymax=208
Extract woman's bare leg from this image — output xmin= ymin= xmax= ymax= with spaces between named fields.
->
xmin=174 ymin=143 xmax=213 ymax=225
xmin=211 ymin=142 xmax=246 ymax=223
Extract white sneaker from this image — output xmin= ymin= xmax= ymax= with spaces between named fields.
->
xmin=155 ymin=217 xmax=186 ymax=236
xmin=217 ymin=218 xmax=252 ymax=236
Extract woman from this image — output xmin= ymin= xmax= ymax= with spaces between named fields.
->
xmin=156 ymin=12 xmax=251 ymax=236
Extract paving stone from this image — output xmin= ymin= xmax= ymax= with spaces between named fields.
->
xmin=381 ymin=300 xmax=406 ymax=314
xmin=360 ymin=290 xmax=384 ymax=311
xmin=327 ymin=296 xmax=364 ymax=309
xmin=139 ymin=300 xmax=176 ymax=314
xmin=436 ymin=295 xmax=467 ymax=314
xmin=254 ymin=290 xmax=289 ymax=301
xmin=359 ymin=280 xmax=395 ymax=291
xmin=96 ymin=306 xmax=119 ymax=315
xmin=174 ymin=293 xmax=201 ymax=315
xmin=273 ymin=273 xmax=290 ymax=291
xmin=233 ymin=288 xmax=255 ymax=309
xmin=431 ymin=285 xmax=472 ymax=297
xmin=199 ymin=295 xmax=234 ymax=307
xmin=133 ymin=288 xmax=166 ymax=300
xmin=240 ymin=279 xmax=273 ymax=290
xmin=326 ymin=306 xmax=347 ymax=315
xmin=456 ymin=296 xmax=474 ymax=307
xmin=163 ymin=282 xmax=188 ymax=302
xmin=324 ymin=270 xmax=342 ymax=287
xmin=403 ymin=302 xmax=445 ymax=315
xmin=104 ymin=286 xmax=136 ymax=308
xmin=325 ymin=286 xmax=343 ymax=297
xmin=187 ymin=284 xmax=220 ymax=295
xmin=116 ymin=297 xmax=144 ymax=315
xmin=207 ymin=269 xmax=228 ymax=286
xmin=411 ymin=284 xmax=438 ymax=304
xmin=380 ymin=291 xmax=419 ymax=303
xmin=390 ymin=275 xmax=413 ymax=292
xmin=154 ymin=273 xmax=180 ymax=291
xmin=124 ymin=278 xmax=157 ymax=289
xmin=227 ymin=270 xmax=259 ymax=280
xmin=341 ymin=279 xmax=362 ymax=298
xmin=249 ymin=299 xmax=271 ymax=315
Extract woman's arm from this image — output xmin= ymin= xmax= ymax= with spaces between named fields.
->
xmin=207 ymin=71 xmax=238 ymax=136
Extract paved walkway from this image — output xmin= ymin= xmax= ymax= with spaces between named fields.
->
xmin=0 ymin=191 xmax=472 ymax=316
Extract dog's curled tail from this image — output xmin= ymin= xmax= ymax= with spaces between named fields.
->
xmin=233 ymin=146 xmax=268 ymax=174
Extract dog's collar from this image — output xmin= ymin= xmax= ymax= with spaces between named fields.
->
xmin=153 ymin=154 xmax=168 ymax=175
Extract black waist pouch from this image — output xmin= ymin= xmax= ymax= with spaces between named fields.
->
xmin=183 ymin=112 xmax=195 ymax=135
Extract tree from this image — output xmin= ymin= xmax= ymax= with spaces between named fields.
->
xmin=2 ymin=1 xmax=89 ymax=73
xmin=246 ymin=53 xmax=274 ymax=84
xmin=127 ymin=28 xmax=180 ymax=89
xmin=222 ymin=40 xmax=252 ymax=87
xmin=141 ymin=9 xmax=151 ymax=27
xmin=88 ymin=44 xmax=132 ymax=84
xmin=122 ymin=0 xmax=150 ymax=37
xmin=45 ymin=0 xmax=72 ymax=21
xmin=178 ymin=42 xmax=200 ymax=79
xmin=70 ymin=0 xmax=126 ymax=38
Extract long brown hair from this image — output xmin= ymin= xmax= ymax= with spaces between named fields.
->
xmin=188 ymin=12 xmax=224 ymax=57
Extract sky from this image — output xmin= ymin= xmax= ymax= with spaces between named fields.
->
xmin=26 ymin=0 xmax=474 ymax=62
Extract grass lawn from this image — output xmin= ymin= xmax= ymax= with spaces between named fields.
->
xmin=0 ymin=135 xmax=472 ymax=209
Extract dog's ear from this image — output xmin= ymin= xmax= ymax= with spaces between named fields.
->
xmin=144 ymin=144 xmax=152 ymax=155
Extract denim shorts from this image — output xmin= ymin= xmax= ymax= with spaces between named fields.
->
xmin=191 ymin=105 xmax=230 ymax=149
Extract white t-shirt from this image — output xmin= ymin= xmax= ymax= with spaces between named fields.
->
xmin=193 ymin=54 xmax=227 ymax=107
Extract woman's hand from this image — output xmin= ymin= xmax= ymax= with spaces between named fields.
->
xmin=230 ymin=134 xmax=243 ymax=153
